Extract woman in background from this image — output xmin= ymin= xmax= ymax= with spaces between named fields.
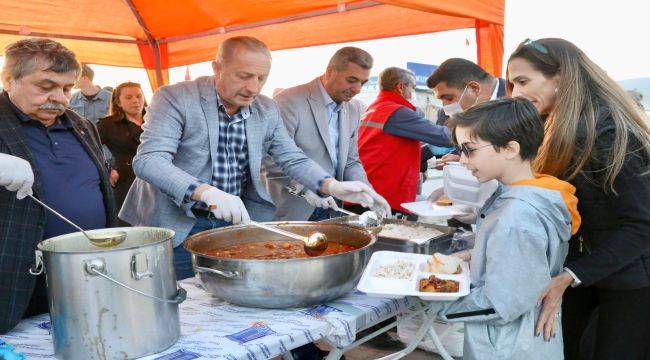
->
xmin=97 ymin=82 xmax=146 ymax=223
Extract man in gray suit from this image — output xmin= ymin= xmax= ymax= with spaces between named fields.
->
xmin=262 ymin=47 xmax=376 ymax=221
xmin=120 ymin=36 xmax=390 ymax=280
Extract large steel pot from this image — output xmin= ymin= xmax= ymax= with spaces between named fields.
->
xmin=31 ymin=227 xmax=186 ymax=360
xmin=184 ymin=222 xmax=375 ymax=308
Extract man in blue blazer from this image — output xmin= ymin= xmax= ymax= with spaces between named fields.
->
xmin=120 ymin=36 xmax=390 ymax=279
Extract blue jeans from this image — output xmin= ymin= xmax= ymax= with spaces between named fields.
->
xmin=173 ymin=215 xmax=231 ymax=280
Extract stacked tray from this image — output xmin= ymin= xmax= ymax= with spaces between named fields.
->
xmin=321 ymin=217 xmax=456 ymax=255
xmin=357 ymin=251 xmax=470 ymax=301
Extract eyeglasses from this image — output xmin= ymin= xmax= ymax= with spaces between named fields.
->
xmin=457 ymin=143 xmax=493 ymax=158
xmin=523 ymin=38 xmax=549 ymax=54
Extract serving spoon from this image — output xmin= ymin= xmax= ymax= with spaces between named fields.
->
xmin=335 ymin=208 xmax=383 ymax=227
xmin=28 ymin=194 xmax=127 ymax=247
xmin=248 ymin=221 xmax=328 ymax=256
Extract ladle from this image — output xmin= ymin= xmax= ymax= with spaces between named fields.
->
xmin=336 ymin=208 xmax=383 ymax=227
xmin=28 ymin=194 xmax=127 ymax=247
xmin=248 ymin=221 xmax=328 ymax=256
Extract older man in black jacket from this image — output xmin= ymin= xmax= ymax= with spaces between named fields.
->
xmin=0 ymin=38 xmax=117 ymax=334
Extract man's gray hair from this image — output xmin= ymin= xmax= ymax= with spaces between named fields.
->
xmin=2 ymin=38 xmax=81 ymax=80
xmin=216 ymin=36 xmax=271 ymax=65
xmin=327 ymin=47 xmax=373 ymax=72
xmin=379 ymin=67 xmax=415 ymax=91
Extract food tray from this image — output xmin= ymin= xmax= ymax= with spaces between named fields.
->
xmin=320 ymin=217 xmax=455 ymax=254
xmin=357 ymin=251 xmax=470 ymax=301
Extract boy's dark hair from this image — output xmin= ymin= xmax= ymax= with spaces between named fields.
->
xmin=426 ymin=58 xmax=491 ymax=89
xmin=447 ymin=97 xmax=544 ymax=161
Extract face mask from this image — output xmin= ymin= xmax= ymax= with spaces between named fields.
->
xmin=442 ymin=85 xmax=468 ymax=116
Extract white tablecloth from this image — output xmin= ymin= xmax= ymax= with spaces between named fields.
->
xmin=1 ymin=278 xmax=417 ymax=359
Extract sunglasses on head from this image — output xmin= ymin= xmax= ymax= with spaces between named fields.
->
xmin=456 ymin=143 xmax=493 ymax=157
xmin=523 ymin=38 xmax=549 ymax=54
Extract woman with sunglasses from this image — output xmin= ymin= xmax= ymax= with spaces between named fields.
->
xmin=507 ymin=38 xmax=650 ymax=359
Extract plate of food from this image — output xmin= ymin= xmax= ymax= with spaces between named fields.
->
xmin=357 ymin=251 xmax=470 ymax=301
xmin=400 ymin=199 xmax=470 ymax=220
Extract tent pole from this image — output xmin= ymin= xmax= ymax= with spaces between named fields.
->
xmin=124 ymin=0 xmax=164 ymax=87
xmin=151 ymin=39 xmax=164 ymax=88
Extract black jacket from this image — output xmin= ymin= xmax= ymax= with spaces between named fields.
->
xmin=0 ymin=94 xmax=117 ymax=334
xmin=97 ymin=114 xmax=142 ymax=211
xmin=565 ymin=106 xmax=650 ymax=290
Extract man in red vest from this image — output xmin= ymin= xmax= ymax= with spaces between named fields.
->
xmin=357 ymin=67 xmax=452 ymax=214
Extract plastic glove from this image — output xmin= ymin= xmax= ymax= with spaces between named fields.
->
xmin=326 ymin=180 xmax=376 ymax=208
xmin=200 ymin=186 xmax=250 ymax=224
xmin=369 ymin=194 xmax=392 ymax=218
xmin=303 ymin=190 xmax=339 ymax=210
xmin=0 ymin=153 xmax=34 ymax=199
xmin=426 ymin=156 xmax=438 ymax=169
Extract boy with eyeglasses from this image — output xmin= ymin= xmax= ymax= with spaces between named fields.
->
xmin=429 ymin=97 xmax=581 ymax=359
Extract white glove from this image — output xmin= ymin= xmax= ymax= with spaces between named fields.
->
xmin=0 ymin=153 xmax=34 ymax=199
xmin=303 ymin=190 xmax=339 ymax=210
xmin=327 ymin=180 xmax=392 ymax=217
xmin=327 ymin=180 xmax=375 ymax=207
xmin=199 ymin=187 xmax=250 ymax=224
xmin=369 ymin=194 xmax=391 ymax=218
xmin=426 ymin=156 xmax=438 ymax=169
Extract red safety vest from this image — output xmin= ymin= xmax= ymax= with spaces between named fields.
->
xmin=358 ymin=90 xmax=421 ymax=213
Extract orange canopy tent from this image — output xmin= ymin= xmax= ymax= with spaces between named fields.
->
xmin=0 ymin=0 xmax=504 ymax=91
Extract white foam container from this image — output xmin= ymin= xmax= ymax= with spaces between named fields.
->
xmin=357 ymin=251 xmax=470 ymax=301
xmin=443 ymin=164 xmax=498 ymax=207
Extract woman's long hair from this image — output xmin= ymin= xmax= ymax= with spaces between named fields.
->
xmin=109 ymin=81 xmax=146 ymax=119
xmin=507 ymin=38 xmax=650 ymax=193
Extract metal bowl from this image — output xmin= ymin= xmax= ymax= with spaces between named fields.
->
xmin=184 ymin=222 xmax=376 ymax=308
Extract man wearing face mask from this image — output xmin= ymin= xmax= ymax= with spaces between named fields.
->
xmin=261 ymin=47 xmax=383 ymax=221
xmin=0 ymin=38 xmax=117 ymax=334
xmin=357 ymin=67 xmax=452 ymax=214
xmin=427 ymin=58 xmax=506 ymax=126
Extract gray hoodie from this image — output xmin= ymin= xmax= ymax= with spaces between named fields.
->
xmin=431 ymin=182 xmax=575 ymax=359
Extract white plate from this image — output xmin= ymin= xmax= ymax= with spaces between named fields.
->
xmin=357 ymin=251 xmax=470 ymax=301
xmin=401 ymin=200 xmax=469 ymax=220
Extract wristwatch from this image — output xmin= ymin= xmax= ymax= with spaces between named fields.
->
xmin=563 ymin=267 xmax=582 ymax=288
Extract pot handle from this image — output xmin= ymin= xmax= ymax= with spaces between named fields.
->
xmin=194 ymin=265 xmax=241 ymax=279
xmin=29 ymin=250 xmax=44 ymax=275
xmin=85 ymin=262 xmax=186 ymax=304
